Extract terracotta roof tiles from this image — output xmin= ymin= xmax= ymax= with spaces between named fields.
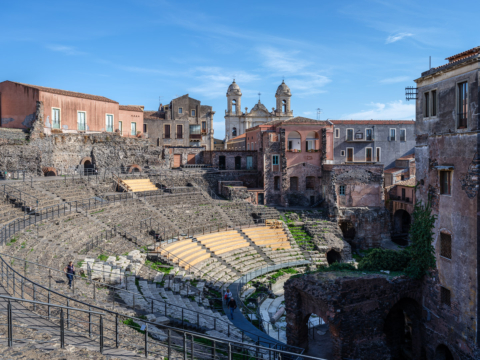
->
xmin=384 ymin=167 xmax=408 ymax=174
xmin=330 ymin=120 xmax=415 ymax=125
xmin=119 ymin=105 xmax=144 ymax=112
xmin=9 ymin=81 xmax=118 ymax=103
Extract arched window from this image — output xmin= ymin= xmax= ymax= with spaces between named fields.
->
xmin=232 ymin=127 xmax=237 ymax=137
xmin=232 ymin=99 xmax=237 ymax=114
xmin=287 ymin=131 xmax=301 ymax=151
xmin=282 ymin=99 xmax=287 ymax=113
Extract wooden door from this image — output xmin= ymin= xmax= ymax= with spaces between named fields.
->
xmin=173 ymin=154 xmax=182 ymax=168
xmin=347 ymin=148 xmax=353 ymax=162
xmin=187 ymin=154 xmax=195 ymax=165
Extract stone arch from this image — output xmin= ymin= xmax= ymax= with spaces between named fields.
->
xmin=42 ymin=167 xmax=57 ymax=177
xmin=383 ymin=297 xmax=422 ymax=359
xmin=434 ymin=344 xmax=454 ymax=360
xmin=287 ymin=131 xmax=301 ymax=151
xmin=326 ymin=249 xmax=341 ymax=265
xmin=127 ymin=164 xmax=142 ymax=173
xmin=394 ymin=209 xmax=411 ymax=234
xmin=80 ymin=156 xmax=93 ymax=166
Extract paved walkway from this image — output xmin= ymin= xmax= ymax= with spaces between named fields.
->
xmin=0 ymin=284 xmax=143 ymax=358
xmin=223 ymin=261 xmax=310 ymax=348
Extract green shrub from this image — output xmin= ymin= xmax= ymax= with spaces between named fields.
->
xmin=327 ymin=262 xmax=356 ymax=271
xmin=358 ymin=249 xmax=411 ymax=272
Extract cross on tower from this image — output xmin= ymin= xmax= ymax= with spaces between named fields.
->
xmin=258 ymin=92 xmax=261 ymax=101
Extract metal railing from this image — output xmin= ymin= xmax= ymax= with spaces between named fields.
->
xmin=2 ymin=184 xmax=39 ymax=210
xmin=0 ymin=250 xmax=312 ymax=357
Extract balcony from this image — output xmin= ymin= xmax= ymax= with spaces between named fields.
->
xmin=190 ymin=134 xmax=202 ymax=139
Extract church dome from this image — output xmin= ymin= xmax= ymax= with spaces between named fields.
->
xmin=227 ymin=80 xmax=242 ymax=96
xmin=275 ymin=80 xmax=291 ymax=97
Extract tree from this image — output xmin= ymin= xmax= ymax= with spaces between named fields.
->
xmin=404 ymin=200 xmax=437 ymax=280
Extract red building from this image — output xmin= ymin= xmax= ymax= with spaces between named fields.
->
xmin=0 ymin=81 xmax=143 ymax=136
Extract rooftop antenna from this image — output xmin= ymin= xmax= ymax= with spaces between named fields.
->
xmin=317 ymin=108 xmax=322 ymax=120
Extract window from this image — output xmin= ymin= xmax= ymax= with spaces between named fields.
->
xmin=339 ymin=185 xmax=345 ymax=195
xmin=118 ymin=121 xmax=123 ymax=136
xmin=306 ymin=140 xmax=314 ymax=151
xmin=191 ymin=109 xmax=196 ymax=116
xmin=402 ymin=188 xmax=406 ymax=200
xmin=232 ymin=100 xmax=236 ymax=113
xmin=131 ymin=122 xmax=136 ymax=136
xmin=431 ymin=90 xmax=437 ymax=117
xmin=440 ymin=171 xmax=451 ymax=195
xmin=458 ymin=82 xmax=468 ymax=128
xmin=202 ymin=121 xmax=207 ymax=133
xmin=424 ymin=92 xmax=430 ymax=117
xmin=366 ymin=148 xmax=372 ymax=162
xmin=440 ymin=287 xmax=451 ymax=307
xmin=340 ymin=150 xmax=345 ymax=156
xmin=400 ymin=129 xmax=406 ymax=142
xmin=143 ymin=124 xmax=147 ymax=133
xmin=290 ymin=177 xmax=298 ymax=191
xmin=106 ymin=114 xmax=113 ymax=132
xmin=52 ymin=108 xmax=60 ymax=129
xmin=178 ymin=107 xmax=183 ymax=114
xmin=282 ymin=99 xmax=287 ymax=113
xmin=346 ymin=129 xmax=354 ymax=141
xmin=190 ymin=124 xmax=201 ymax=135
xmin=164 ymin=124 xmax=171 ymax=139
xmin=246 ymin=156 xmax=253 ymax=169
xmin=177 ymin=125 xmax=183 ymax=139
xmin=440 ymin=232 xmax=452 ymax=259
xmin=232 ymin=127 xmax=237 ymax=137
xmin=251 ymin=142 xmax=254 ymax=150
xmin=77 ymin=111 xmax=86 ymax=131
xmin=355 ymin=133 xmax=363 ymax=140
xmin=274 ymin=176 xmax=280 ymax=190
xmin=376 ymin=148 xmax=381 ymax=162
xmin=366 ymin=129 xmax=372 ymax=141
xmin=389 ymin=129 xmax=396 ymax=141
xmin=306 ymin=176 xmax=315 ymax=190
xmin=247 ymin=143 xmax=250 ymax=150
xmin=335 ymin=128 xmax=340 ymax=138
xmin=272 ymin=155 xmax=279 ymax=165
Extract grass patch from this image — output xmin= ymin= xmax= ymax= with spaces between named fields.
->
xmin=90 ymin=209 xmax=105 ymax=215
xmin=144 ymin=259 xmax=172 ymax=274
xmin=97 ymin=254 xmax=108 ymax=262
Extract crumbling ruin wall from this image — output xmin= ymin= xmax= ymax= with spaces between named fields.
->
xmin=303 ymin=220 xmax=352 ymax=261
xmin=338 ymin=207 xmax=391 ymax=249
xmin=284 ymin=273 xmax=422 ymax=359
xmin=283 ymin=163 xmax=322 ymax=207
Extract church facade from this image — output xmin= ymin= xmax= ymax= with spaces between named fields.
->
xmin=224 ymin=80 xmax=294 ymax=143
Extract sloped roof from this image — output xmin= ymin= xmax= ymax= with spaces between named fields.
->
xmin=119 ymin=105 xmax=144 ymax=112
xmin=7 ymin=81 xmax=118 ymax=103
xmin=395 ymin=177 xmax=416 ymax=187
xmin=228 ymin=133 xmax=246 ymax=142
xmin=144 ymin=111 xmax=166 ymax=120
xmin=446 ymin=46 xmax=480 ymax=62
xmin=330 ymin=120 xmax=415 ymax=125
xmin=397 ymin=154 xmax=415 ymax=161
xmin=384 ymin=167 xmax=408 ymax=174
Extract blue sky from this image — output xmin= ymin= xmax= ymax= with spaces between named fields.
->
xmin=0 ymin=0 xmax=477 ymax=139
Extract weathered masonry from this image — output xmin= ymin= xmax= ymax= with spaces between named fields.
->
xmin=415 ymin=46 xmax=480 ymax=359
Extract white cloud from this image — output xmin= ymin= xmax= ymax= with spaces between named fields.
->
xmin=386 ymin=32 xmax=413 ymax=44
xmin=46 ymin=45 xmax=86 ymax=56
xmin=303 ymin=111 xmax=313 ymax=116
xmin=380 ymin=76 xmax=410 ymax=84
xmin=342 ymin=100 xmax=415 ymax=120
xmin=258 ymin=48 xmax=311 ymax=74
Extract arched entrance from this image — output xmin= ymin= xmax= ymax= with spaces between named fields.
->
xmin=303 ymin=313 xmax=332 ymax=358
xmin=42 ymin=167 xmax=57 ymax=177
xmin=393 ymin=209 xmax=411 ymax=246
xmin=287 ymin=131 xmax=301 ymax=151
xmin=326 ymin=249 xmax=341 ymax=264
xmin=127 ymin=164 xmax=142 ymax=173
xmin=339 ymin=220 xmax=356 ymax=241
xmin=434 ymin=344 xmax=454 ymax=360
xmin=384 ymin=298 xmax=422 ymax=360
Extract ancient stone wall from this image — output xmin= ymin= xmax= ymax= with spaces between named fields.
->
xmin=284 ymin=273 xmax=422 ymax=359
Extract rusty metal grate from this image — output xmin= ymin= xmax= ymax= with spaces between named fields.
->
xmin=441 ymin=286 xmax=451 ymax=307
xmin=440 ymin=232 xmax=452 ymax=259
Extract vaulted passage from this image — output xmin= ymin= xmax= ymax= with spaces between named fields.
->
xmin=339 ymin=220 xmax=355 ymax=243
xmin=384 ymin=298 xmax=422 ymax=360
xmin=326 ymin=249 xmax=341 ymax=264
xmin=434 ymin=344 xmax=454 ymax=360
xmin=393 ymin=209 xmax=411 ymax=246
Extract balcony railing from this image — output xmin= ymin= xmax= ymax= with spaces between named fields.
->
xmin=190 ymin=134 xmax=202 ymax=139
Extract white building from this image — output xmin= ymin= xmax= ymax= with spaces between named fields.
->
xmin=224 ymin=80 xmax=294 ymax=143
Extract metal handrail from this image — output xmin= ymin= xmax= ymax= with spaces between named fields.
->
xmin=3 ymin=183 xmax=39 ymax=209
xmin=0 ymin=250 xmax=311 ymax=356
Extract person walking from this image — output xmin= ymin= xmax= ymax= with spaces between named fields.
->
xmin=64 ymin=261 xmax=75 ymax=289
xmin=228 ymin=297 xmax=237 ymax=320
xmin=224 ymin=288 xmax=232 ymax=305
